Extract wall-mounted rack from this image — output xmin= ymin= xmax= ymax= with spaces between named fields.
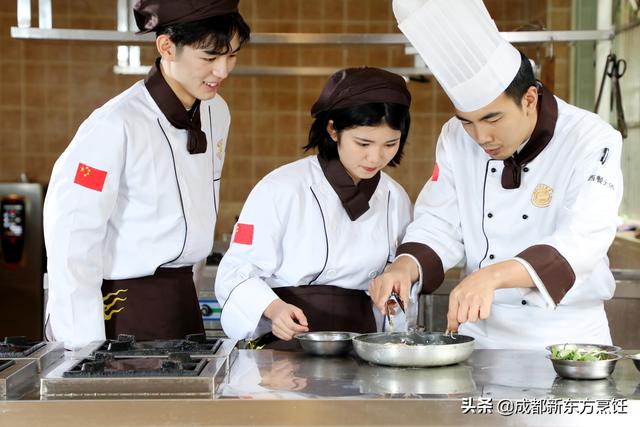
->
xmin=10 ymin=0 xmax=615 ymax=76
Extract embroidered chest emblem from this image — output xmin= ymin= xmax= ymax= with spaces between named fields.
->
xmin=531 ymin=184 xmax=553 ymax=208
xmin=216 ymin=139 xmax=224 ymax=160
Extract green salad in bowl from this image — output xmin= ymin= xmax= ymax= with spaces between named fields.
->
xmin=550 ymin=346 xmax=607 ymax=361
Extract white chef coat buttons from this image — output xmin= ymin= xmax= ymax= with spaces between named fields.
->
xmin=523 ymin=167 xmax=530 ymax=172
xmin=326 ymin=269 xmax=336 ymax=277
xmin=489 ymin=254 xmax=495 ymax=260
xmin=487 ymin=213 xmax=493 ymax=218
xmin=521 ymin=300 xmax=527 ymax=305
xmin=522 ymin=214 xmax=529 ymax=220
xmin=367 ymin=271 xmax=377 ymax=279
xmin=491 ymin=167 xmax=496 ymax=173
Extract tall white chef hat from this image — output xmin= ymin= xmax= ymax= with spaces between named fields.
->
xmin=393 ymin=0 xmax=521 ymax=112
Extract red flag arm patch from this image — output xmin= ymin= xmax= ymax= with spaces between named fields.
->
xmin=233 ymin=223 xmax=254 ymax=245
xmin=430 ymin=162 xmax=440 ymax=182
xmin=73 ymin=163 xmax=108 ymax=192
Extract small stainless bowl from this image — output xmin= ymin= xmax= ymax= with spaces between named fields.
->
xmin=295 ymin=331 xmax=358 ymax=356
xmin=545 ymin=343 xmax=621 ymax=355
xmin=546 ymin=352 xmax=621 ymax=380
xmin=628 ymin=353 xmax=640 ymax=373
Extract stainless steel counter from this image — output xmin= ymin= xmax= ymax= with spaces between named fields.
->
xmin=219 ymin=349 xmax=640 ymax=400
xmin=2 ymin=349 xmax=639 ymax=426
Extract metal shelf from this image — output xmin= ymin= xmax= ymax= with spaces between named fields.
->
xmin=10 ymin=28 xmax=614 ymax=44
xmin=113 ymin=65 xmax=432 ymax=77
xmin=10 ymin=0 xmax=615 ymax=77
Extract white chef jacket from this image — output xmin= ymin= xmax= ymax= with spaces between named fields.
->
xmin=44 ymin=80 xmax=230 ymax=349
xmin=402 ymin=96 xmax=623 ymax=349
xmin=215 ymin=156 xmax=412 ymax=340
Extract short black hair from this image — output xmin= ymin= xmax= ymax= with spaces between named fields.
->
xmin=504 ymin=51 xmax=537 ymax=107
xmin=155 ymin=12 xmax=250 ymax=54
xmin=304 ymin=103 xmax=411 ymax=167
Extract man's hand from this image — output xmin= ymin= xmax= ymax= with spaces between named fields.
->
xmin=446 ymin=260 xmax=534 ymax=332
xmin=369 ymin=256 xmax=419 ymax=314
xmin=263 ymin=299 xmax=309 ymax=340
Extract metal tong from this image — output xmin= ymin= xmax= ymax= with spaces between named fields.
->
xmin=383 ymin=291 xmax=405 ymax=332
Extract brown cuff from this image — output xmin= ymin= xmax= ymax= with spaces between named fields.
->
xmin=396 ymin=242 xmax=444 ymax=294
xmin=517 ymin=244 xmax=576 ymax=304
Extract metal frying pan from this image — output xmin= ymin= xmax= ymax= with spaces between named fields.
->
xmin=352 ymin=331 xmax=474 ymax=367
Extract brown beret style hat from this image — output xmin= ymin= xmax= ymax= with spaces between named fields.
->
xmin=134 ymin=0 xmax=239 ymax=33
xmin=311 ymin=67 xmax=411 ymax=118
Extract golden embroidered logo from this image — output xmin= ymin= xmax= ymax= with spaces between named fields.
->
xmin=532 ymin=184 xmax=553 ymax=208
xmin=103 ymin=288 xmax=128 ymax=320
xmin=216 ymin=139 xmax=224 ymax=160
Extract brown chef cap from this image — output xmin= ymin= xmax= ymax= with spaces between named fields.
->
xmin=311 ymin=67 xmax=411 ymax=118
xmin=134 ymin=0 xmax=239 ymax=33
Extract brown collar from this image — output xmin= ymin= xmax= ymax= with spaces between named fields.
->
xmin=144 ymin=57 xmax=207 ymax=154
xmin=501 ymin=83 xmax=558 ymax=189
xmin=317 ymin=155 xmax=381 ymax=221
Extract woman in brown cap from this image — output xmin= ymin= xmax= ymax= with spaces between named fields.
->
xmin=43 ymin=0 xmax=250 ymax=349
xmin=215 ymin=67 xmax=415 ymax=350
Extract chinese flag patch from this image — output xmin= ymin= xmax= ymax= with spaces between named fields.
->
xmin=233 ymin=223 xmax=254 ymax=245
xmin=73 ymin=163 xmax=107 ymax=192
xmin=430 ymin=162 xmax=440 ymax=182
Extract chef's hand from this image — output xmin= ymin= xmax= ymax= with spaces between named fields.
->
xmin=369 ymin=256 xmax=419 ymax=315
xmin=446 ymin=260 xmax=534 ymax=332
xmin=263 ymin=299 xmax=309 ymax=341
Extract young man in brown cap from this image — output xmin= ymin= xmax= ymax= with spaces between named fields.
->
xmin=43 ymin=0 xmax=250 ymax=349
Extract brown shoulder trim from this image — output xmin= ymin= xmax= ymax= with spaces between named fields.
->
xmin=396 ymin=242 xmax=444 ymax=294
xmin=517 ymin=244 xmax=576 ymax=304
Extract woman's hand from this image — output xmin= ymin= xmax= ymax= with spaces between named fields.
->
xmin=263 ymin=299 xmax=309 ymax=340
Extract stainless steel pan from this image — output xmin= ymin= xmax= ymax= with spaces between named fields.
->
xmin=352 ymin=332 xmax=474 ymax=367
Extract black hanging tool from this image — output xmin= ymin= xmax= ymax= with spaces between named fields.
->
xmin=595 ymin=53 xmax=628 ymax=139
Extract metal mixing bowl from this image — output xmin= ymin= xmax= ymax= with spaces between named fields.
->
xmin=295 ymin=331 xmax=358 ymax=356
xmin=546 ymin=353 xmax=621 ymax=380
xmin=628 ymin=353 xmax=640 ymax=372
xmin=545 ymin=343 xmax=621 ymax=355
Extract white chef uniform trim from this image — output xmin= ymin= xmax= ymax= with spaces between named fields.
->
xmin=216 ymin=156 xmax=412 ymax=340
xmin=44 ymin=81 xmax=230 ymax=349
xmin=512 ymin=257 xmax=556 ymax=308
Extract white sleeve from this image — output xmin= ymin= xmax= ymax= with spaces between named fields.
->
xmin=400 ymin=131 xmax=465 ymax=292
xmin=44 ymin=116 xmax=125 ymax=349
xmin=215 ymin=177 xmax=283 ymax=340
xmin=388 ymin=183 xmax=412 ymax=263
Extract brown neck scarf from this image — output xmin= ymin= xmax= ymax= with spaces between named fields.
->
xmin=144 ymin=57 xmax=207 ymax=154
xmin=317 ymin=155 xmax=381 ymax=221
xmin=501 ymin=83 xmax=558 ymax=189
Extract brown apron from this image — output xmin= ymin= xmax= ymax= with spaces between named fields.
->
xmin=101 ymin=266 xmax=204 ymax=341
xmin=263 ymin=285 xmax=377 ymax=351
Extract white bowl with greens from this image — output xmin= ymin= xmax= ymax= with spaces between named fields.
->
xmin=546 ymin=343 xmax=622 ymax=380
